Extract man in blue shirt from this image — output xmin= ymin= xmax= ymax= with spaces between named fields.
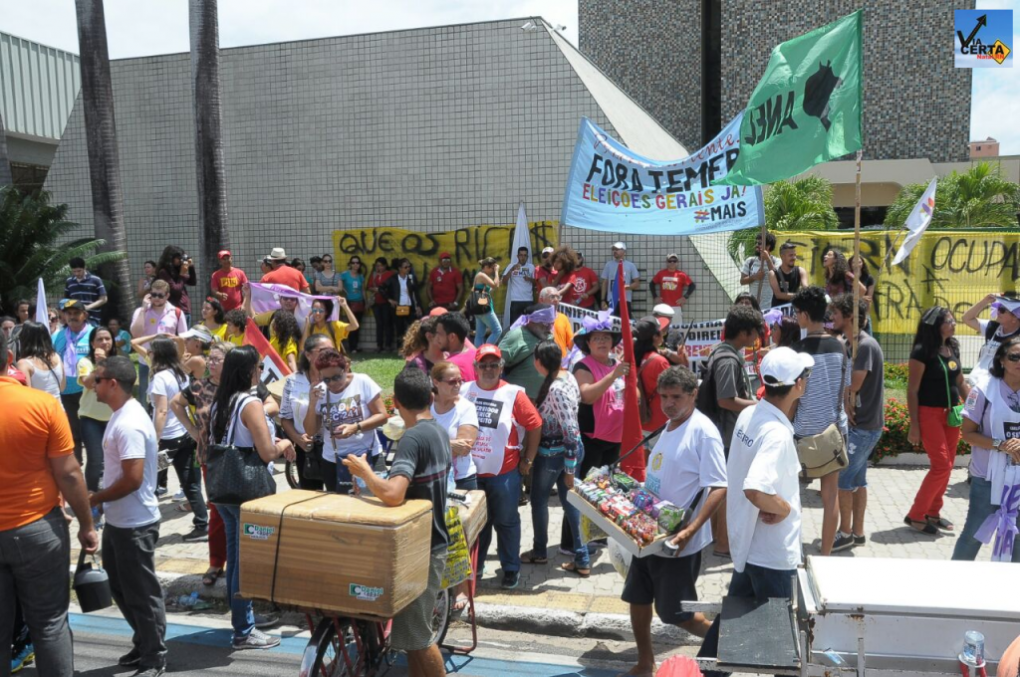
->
xmin=52 ymin=299 xmax=95 ymax=463
xmin=64 ymin=256 xmax=108 ymax=324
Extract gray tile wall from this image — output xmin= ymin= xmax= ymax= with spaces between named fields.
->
xmin=43 ymin=19 xmax=737 ymax=327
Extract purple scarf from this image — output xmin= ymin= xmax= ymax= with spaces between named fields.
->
xmin=62 ymin=325 xmax=90 ymax=375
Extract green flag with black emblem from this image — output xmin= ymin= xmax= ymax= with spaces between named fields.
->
xmin=716 ymin=10 xmax=863 ymax=186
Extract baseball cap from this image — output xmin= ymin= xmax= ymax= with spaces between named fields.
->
xmin=218 ymin=250 xmax=231 ymax=259
xmin=666 ymin=253 xmax=679 ymax=261
xmin=180 ymin=325 xmax=214 ymax=343
xmin=992 ymin=297 xmax=1020 ymax=319
xmin=429 ymin=307 xmax=449 ymax=317
xmin=439 ymin=252 xmax=452 ymax=260
xmin=541 ymin=247 xmax=554 ymax=255
xmin=779 ymin=241 xmax=797 ymax=252
xmin=760 ymin=347 xmax=814 ymax=387
xmin=652 ymin=303 xmax=675 ymax=318
xmin=476 ymin=344 xmax=503 ymax=360
xmin=612 ymin=242 xmax=627 ymax=251
xmin=60 ymin=299 xmax=85 ymax=311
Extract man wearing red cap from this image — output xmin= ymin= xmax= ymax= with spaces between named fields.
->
xmin=427 ymin=253 xmax=463 ymax=312
xmin=462 ymin=344 xmax=542 ymax=590
xmin=209 ymin=251 xmax=248 ymax=312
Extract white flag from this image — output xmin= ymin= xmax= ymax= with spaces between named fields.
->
xmin=892 ymin=177 xmax=937 ymax=266
xmin=502 ymin=202 xmax=532 ymax=329
xmin=35 ymin=278 xmax=48 ymax=324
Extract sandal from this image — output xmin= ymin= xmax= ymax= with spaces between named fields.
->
xmin=926 ymin=516 xmax=954 ymax=531
xmin=560 ymin=562 xmax=591 ymax=578
xmin=175 ymin=503 xmax=193 ymax=513
xmin=903 ymin=517 xmax=938 ymax=535
xmin=453 ymin=594 xmax=469 ymax=613
xmin=521 ymin=549 xmax=548 ymax=565
xmin=202 ymin=567 xmax=223 ymax=586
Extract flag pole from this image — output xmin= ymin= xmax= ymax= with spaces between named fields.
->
xmin=851 ymin=150 xmax=863 ymax=360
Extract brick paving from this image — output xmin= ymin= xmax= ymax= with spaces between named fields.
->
xmin=74 ymin=462 xmax=982 ymax=617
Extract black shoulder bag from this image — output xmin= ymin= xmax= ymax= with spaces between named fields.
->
xmin=206 ymin=394 xmax=277 ymax=505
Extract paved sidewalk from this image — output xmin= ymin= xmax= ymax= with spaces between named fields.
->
xmin=72 ymin=462 xmax=983 ymax=629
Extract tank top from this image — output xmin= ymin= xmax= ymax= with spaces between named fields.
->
xmin=30 ymin=359 xmax=63 ymax=400
xmin=775 ymin=266 xmax=802 ymax=296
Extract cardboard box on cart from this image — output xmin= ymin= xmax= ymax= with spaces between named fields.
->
xmin=239 ymin=490 xmax=432 ymax=618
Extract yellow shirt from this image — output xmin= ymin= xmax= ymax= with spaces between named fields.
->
xmin=77 ymin=358 xmax=113 ymax=422
xmin=204 ymin=323 xmax=227 ymax=341
xmin=270 ymin=336 xmax=298 ymax=364
xmin=225 ymin=332 xmax=244 ymax=347
xmin=308 ymin=321 xmax=350 ymax=349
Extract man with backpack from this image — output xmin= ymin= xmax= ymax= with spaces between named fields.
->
xmin=962 ymin=294 xmax=1020 ymax=387
xmin=696 ymin=304 xmax=761 ymax=558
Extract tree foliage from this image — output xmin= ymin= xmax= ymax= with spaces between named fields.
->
xmin=727 ymin=175 xmax=840 ymax=264
xmin=0 ymin=186 xmax=126 ymax=313
xmin=886 ymin=162 xmax=1020 ymax=230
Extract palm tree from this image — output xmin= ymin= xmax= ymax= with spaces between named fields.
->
xmin=886 ymin=162 xmax=1020 ymax=230
xmin=0 ymin=111 xmax=13 ymax=188
xmin=727 ymin=175 xmax=840 ymax=264
xmin=0 ymin=186 xmax=125 ymax=313
xmin=190 ymin=0 xmax=230 ymax=299
xmin=74 ymin=0 xmax=133 ymax=322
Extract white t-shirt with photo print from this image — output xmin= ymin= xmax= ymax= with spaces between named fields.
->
xmin=315 ymin=373 xmax=383 ymax=462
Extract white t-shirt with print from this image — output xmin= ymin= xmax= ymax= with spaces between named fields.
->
xmin=315 ymin=373 xmax=383 ymax=462
xmin=148 ymin=369 xmax=188 ymax=439
xmin=644 ymin=409 xmax=727 ymax=558
xmin=507 ymin=262 xmax=536 ymax=303
xmin=102 ymin=399 xmax=160 ymax=528
xmin=727 ymin=400 xmax=803 ymax=573
xmin=431 ymin=398 xmax=480 ymax=480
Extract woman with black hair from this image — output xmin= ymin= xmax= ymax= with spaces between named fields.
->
xmin=906 ymin=306 xmax=970 ymax=535
xmin=302 ymin=296 xmax=358 ymax=354
xmin=340 ymin=256 xmax=367 ymax=352
xmin=15 ymin=321 xmax=65 ymax=400
xmin=75 ymin=326 xmax=115 ymax=492
xmin=208 ymin=345 xmax=294 ymax=650
xmin=635 ymin=317 xmax=671 ymax=435
xmin=279 ymin=334 xmax=334 ymax=491
xmin=156 ymin=245 xmax=197 ymax=324
xmin=200 ymin=297 xmax=227 ymax=340
xmin=822 ymin=247 xmax=866 ymax=300
xmin=269 ymin=309 xmax=302 ymax=373
xmin=524 ymin=339 xmax=589 ymax=576
xmin=368 ymin=257 xmax=396 ymax=352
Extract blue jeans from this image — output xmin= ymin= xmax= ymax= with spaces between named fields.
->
xmin=952 ymin=475 xmax=1020 ymax=562
xmin=530 ymin=453 xmax=588 ymax=569
xmin=217 ymin=504 xmax=255 ymax=640
xmin=137 ymin=362 xmax=149 ymax=410
xmin=838 ymin=427 xmax=882 ymax=491
xmin=79 ymin=416 xmax=107 ymax=492
xmin=474 ymin=310 xmax=501 ymax=346
xmin=477 ymin=470 xmax=522 ymax=574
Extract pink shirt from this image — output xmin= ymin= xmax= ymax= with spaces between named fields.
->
xmin=447 ymin=345 xmax=478 ymax=382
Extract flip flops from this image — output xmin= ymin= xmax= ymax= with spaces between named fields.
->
xmin=560 ymin=562 xmax=591 ymax=578
xmin=926 ymin=515 xmax=954 ymax=531
xmin=903 ymin=517 xmax=938 ymax=535
xmin=202 ymin=567 xmax=223 ymax=586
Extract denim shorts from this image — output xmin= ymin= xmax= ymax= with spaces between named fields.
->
xmin=838 ymin=427 xmax=882 ymax=491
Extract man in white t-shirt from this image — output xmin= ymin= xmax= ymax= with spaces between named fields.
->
xmin=739 ymin=232 xmax=781 ymax=309
xmin=505 ymin=246 xmax=536 ymax=327
xmin=622 ymin=366 xmax=727 ymax=677
xmin=698 ymin=347 xmax=812 ymax=667
xmin=89 ymin=356 xmax=166 ymax=676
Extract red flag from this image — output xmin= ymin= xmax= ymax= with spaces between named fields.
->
xmin=243 ymin=318 xmax=292 ymax=378
xmin=617 ymin=261 xmax=646 ymax=481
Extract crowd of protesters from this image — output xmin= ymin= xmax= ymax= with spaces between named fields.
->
xmin=3 ymin=233 xmax=1019 ymax=677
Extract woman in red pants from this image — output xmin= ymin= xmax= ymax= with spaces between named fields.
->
xmin=906 ymin=306 xmax=969 ymax=535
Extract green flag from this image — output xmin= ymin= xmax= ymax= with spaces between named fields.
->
xmin=717 ymin=10 xmax=863 ymax=186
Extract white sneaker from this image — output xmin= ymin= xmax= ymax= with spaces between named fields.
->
xmin=232 ymin=629 xmax=280 ymax=650
xmin=172 ymin=491 xmax=186 ymax=502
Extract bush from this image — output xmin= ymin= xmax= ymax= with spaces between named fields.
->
xmin=884 ymin=362 xmax=909 ymax=389
xmin=874 ymin=398 xmax=969 ymax=462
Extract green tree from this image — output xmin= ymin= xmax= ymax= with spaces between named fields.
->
xmin=0 ymin=186 xmax=125 ymax=313
xmin=727 ymin=175 xmax=839 ymax=264
xmin=886 ymin=162 xmax=1020 ymax=230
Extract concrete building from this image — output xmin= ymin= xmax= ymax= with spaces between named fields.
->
xmin=42 ymin=19 xmax=742 ymax=322
xmin=0 ymin=31 xmax=81 ymax=192
xmin=971 ymin=137 xmax=1000 ymax=158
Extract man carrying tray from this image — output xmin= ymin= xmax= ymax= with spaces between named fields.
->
xmin=621 ymin=365 xmax=727 ymax=677
xmin=344 ymin=367 xmax=451 ymax=677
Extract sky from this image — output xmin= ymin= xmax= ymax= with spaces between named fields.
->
xmin=1 ymin=0 xmax=1017 ymax=155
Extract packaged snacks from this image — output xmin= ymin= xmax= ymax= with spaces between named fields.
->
xmin=612 ymin=472 xmax=640 ymax=492
xmin=657 ymin=504 xmax=686 ymax=534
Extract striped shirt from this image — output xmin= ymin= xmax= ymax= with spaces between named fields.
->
xmin=64 ymin=272 xmax=106 ymax=322
xmin=792 ymin=335 xmax=849 ymax=438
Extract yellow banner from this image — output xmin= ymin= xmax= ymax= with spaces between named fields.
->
xmin=790 ymin=230 xmax=1020 ymax=334
xmin=332 ymin=223 xmax=558 ymax=308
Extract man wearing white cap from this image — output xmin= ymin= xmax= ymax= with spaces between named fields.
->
xmin=260 ymin=247 xmax=309 ymax=293
xmin=698 ymin=347 xmax=812 ymax=666
xmin=962 ymin=294 xmax=1020 ymax=386
xmin=534 ymin=247 xmax=556 ymax=293
xmin=600 ymin=242 xmax=640 ymax=316
xmin=653 ymin=305 xmax=688 ymax=367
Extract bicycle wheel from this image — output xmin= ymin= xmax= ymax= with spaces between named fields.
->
xmin=285 ymin=460 xmax=300 ymax=489
xmin=301 ymin=617 xmax=362 ymax=677
xmin=429 ymin=587 xmax=453 ymax=648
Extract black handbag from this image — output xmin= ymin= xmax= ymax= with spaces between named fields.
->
xmin=467 ymin=288 xmax=491 ymax=315
xmin=206 ymin=394 xmax=277 ymax=505
xmin=303 ymin=438 xmax=324 ymax=481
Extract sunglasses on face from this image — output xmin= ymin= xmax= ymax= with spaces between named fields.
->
xmin=93 ymin=377 xmax=112 ymax=384
xmin=322 ymin=373 xmax=347 ymax=383
xmin=311 ymin=308 xmax=326 ymax=314
xmin=323 ymin=259 xmax=333 ymax=263
xmin=150 ymin=293 xmax=166 ymax=299
xmin=1006 ymin=353 xmax=1020 ymax=363
xmin=441 ymin=377 xmax=463 ymax=386
xmin=476 ymin=362 xmax=502 ymax=370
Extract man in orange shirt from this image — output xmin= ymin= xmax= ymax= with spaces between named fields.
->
xmin=0 ymin=330 xmax=98 ymax=677
xmin=260 ymin=248 xmax=310 ymax=292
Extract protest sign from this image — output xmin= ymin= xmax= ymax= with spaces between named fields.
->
xmin=561 ymin=115 xmax=764 ymax=235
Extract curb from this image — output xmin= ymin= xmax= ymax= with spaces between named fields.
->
xmin=147 ymin=569 xmax=700 ymax=645
xmin=874 ymin=452 xmax=970 ymax=468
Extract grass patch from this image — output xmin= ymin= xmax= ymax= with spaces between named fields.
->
xmin=351 ymin=354 xmax=404 ymax=394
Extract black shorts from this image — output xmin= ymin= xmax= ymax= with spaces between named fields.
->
xmin=621 ymin=550 xmax=701 ymax=625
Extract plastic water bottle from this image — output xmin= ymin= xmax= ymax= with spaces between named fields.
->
xmin=177 ymin=592 xmax=199 ymax=609
xmin=961 ymin=630 xmax=985 ymax=666
xmin=91 ymin=507 xmax=104 ymax=530
xmin=447 ymin=467 xmax=457 ymax=494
